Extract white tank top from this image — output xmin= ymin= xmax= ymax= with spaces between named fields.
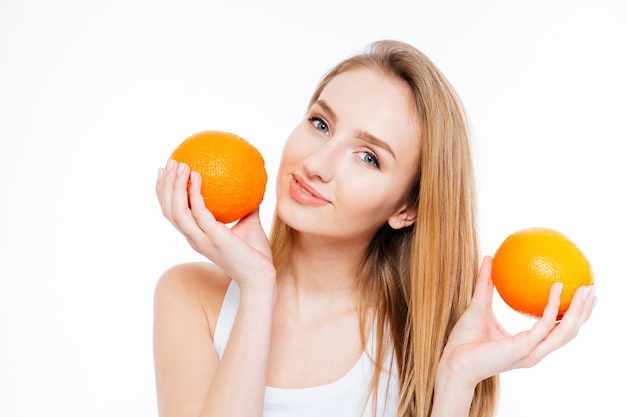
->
xmin=213 ymin=281 xmax=399 ymax=417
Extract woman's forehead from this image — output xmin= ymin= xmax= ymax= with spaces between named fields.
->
xmin=321 ymin=68 xmax=417 ymax=126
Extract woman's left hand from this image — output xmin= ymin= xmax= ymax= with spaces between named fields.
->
xmin=438 ymin=256 xmax=597 ymax=388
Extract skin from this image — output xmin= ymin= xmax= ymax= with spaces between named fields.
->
xmin=154 ymin=67 xmax=597 ymax=417
xmin=275 ymin=68 xmax=419 ymax=244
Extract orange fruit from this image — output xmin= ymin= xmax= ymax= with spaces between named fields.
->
xmin=169 ymin=130 xmax=267 ymax=224
xmin=492 ymin=227 xmax=594 ymax=319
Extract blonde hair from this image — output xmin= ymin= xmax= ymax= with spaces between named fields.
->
xmin=270 ymin=40 xmax=498 ymax=417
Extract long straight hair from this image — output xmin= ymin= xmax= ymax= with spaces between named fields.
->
xmin=270 ymin=40 xmax=498 ymax=417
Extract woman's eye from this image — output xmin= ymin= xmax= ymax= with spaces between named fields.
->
xmin=358 ymin=151 xmax=380 ymax=168
xmin=309 ymin=116 xmax=330 ymax=136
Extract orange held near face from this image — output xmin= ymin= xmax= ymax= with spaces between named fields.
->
xmin=169 ymin=130 xmax=267 ymax=224
xmin=492 ymin=227 xmax=594 ymax=319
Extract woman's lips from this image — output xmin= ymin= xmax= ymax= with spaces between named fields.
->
xmin=289 ymin=175 xmax=331 ymax=206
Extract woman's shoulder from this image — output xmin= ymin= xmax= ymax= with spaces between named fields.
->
xmin=154 ymin=262 xmax=232 ymax=334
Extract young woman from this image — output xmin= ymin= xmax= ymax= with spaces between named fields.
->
xmin=154 ymin=40 xmax=596 ymax=417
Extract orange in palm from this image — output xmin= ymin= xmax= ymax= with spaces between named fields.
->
xmin=492 ymin=227 xmax=594 ymax=319
xmin=169 ymin=130 xmax=267 ymax=224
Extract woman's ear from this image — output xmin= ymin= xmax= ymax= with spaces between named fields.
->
xmin=387 ymin=203 xmax=417 ymax=230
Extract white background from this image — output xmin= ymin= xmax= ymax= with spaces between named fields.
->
xmin=1 ymin=0 xmax=625 ymax=416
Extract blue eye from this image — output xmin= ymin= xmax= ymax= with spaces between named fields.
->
xmin=358 ymin=151 xmax=380 ymax=168
xmin=309 ymin=116 xmax=330 ymax=136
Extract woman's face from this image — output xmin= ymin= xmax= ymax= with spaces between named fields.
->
xmin=276 ymin=67 xmax=421 ymax=242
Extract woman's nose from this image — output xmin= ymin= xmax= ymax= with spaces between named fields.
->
xmin=302 ymin=140 xmax=336 ymax=183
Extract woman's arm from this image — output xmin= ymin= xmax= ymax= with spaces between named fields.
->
xmin=153 ymin=262 xmax=229 ymax=416
xmin=153 ymin=264 xmax=275 ymax=417
xmin=431 ymin=256 xmax=597 ymax=417
xmin=154 ymin=160 xmax=276 ymax=417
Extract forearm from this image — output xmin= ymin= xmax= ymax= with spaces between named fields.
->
xmin=201 ymin=285 xmax=276 ymax=417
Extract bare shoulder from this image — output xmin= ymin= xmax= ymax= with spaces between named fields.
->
xmin=154 ymin=262 xmax=232 ymax=336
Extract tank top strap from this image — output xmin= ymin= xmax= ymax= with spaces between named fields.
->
xmin=213 ymin=279 xmax=239 ymax=359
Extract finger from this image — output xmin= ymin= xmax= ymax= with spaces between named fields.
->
xmin=526 ymin=282 xmax=562 ymax=346
xmin=188 ymin=171 xmax=206 ymax=208
xmin=155 ymin=166 xmax=164 ymax=192
xmin=173 ymin=162 xmax=191 ymax=207
xmin=157 ymin=160 xmax=179 ymax=219
xmin=584 ymin=286 xmax=598 ymax=321
xmin=470 ymin=256 xmax=495 ymax=310
xmin=155 ymin=166 xmax=164 ymax=205
xmin=548 ymin=285 xmax=596 ymax=341
xmin=168 ymin=163 xmax=210 ymax=240
xmin=558 ymin=286 xmax=594 ymax=327
xmin=169 ymin=163 xmax=200 ymax=230
xmin=529 ymin=284 xmax=594 ymax=360
xmin=188 ymin=171 xmax=219 ymax=232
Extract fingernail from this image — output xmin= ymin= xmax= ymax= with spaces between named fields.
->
xmin=580 ymin=287 xmax=591 ymax=302
xmin=555 ymin=282 xmax=564 ymax=295
xmin=177 ymin=163 xmax=186 ymax=176
xmin=157 ymin=167 xmax=163 ymax=180
xmin=190 ymin=172 xmax=196 ymax=183
xmin=167 ymin=159 xmax=175 ymax=171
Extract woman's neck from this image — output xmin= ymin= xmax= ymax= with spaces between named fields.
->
xmin=275 ymin=233 xmax=369 ymax=315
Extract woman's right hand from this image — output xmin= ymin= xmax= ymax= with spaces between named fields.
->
xmin=156 ymin=160 xmax=275 ymax=290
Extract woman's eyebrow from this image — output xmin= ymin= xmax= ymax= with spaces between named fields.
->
xmin=316 ymin=99 xmax=396 ymax=159
xmin=316 ymin=100 xmax=337 ymax=122
xmin=355 ymin=130 xmax=396 ymax=159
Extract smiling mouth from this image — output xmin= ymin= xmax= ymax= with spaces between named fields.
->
xmin=289 ymin=175 xmax=331 ymax=206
